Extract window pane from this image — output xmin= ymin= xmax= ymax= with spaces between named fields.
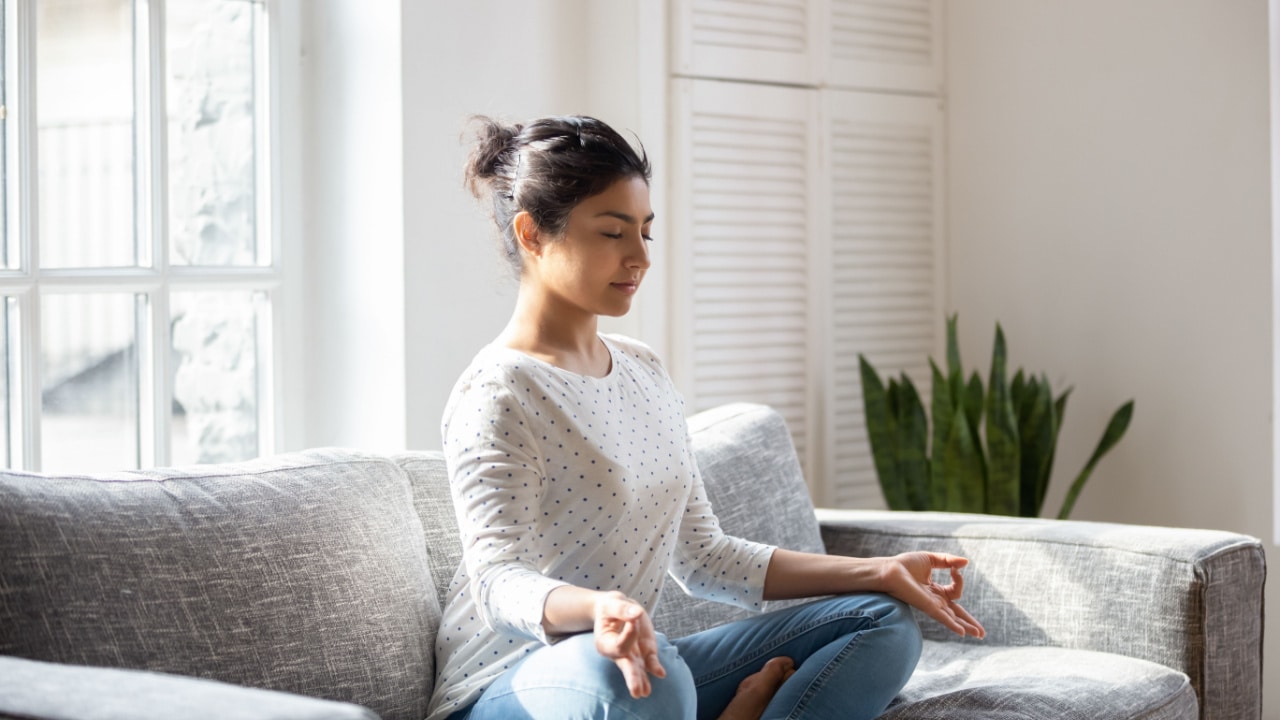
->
xmin=1 ymin=1 xmax=9 ymax=269
xmin=42 ymin=292 xmax=138 ymax=472
xmin=171 ymin=291 xmax=261 ymax=465
xmin=166 ymin=0 xmax=262 ymax=266
xmin=0 ymin=298 xmax=11 ymax=468
xmin=37 ymin=0 xmax=136 ymax=268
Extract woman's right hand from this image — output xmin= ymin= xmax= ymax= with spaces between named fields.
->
xmin=592 ymin=591 xmax=666 ymax=698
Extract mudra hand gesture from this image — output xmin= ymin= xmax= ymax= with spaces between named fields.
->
xmin=880 ymin=551 xmax=985 ymax=639
xmin=592 ymin=591 xmax=666 ymax=698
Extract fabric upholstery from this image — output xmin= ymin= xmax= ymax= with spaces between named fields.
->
xmin=0 ymin=654 xmax=379 ymax=720
xmin=394 ymin=451 xmax=461 ymax=613
xmin=819 ymin=509 xmax=1264 ymax=720
xmin=0 ymin=449 xmax=439 ymax=720
xmin=652 ymin=403 xmax=827 ymax=639
xmin=882 ymin=640 xmax=1198 ymax=720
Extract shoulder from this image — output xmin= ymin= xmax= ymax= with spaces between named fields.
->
xmin=441 ymin=345 xmax=541 ymax=429
xmin=601 ymin=334 xmax=667 ymax=372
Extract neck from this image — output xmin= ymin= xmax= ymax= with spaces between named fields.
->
xmin=501 ymin=283 xmax=602 ymax=360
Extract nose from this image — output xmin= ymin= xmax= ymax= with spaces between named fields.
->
xmin=627 ymin=232 xmax=651 ymax=270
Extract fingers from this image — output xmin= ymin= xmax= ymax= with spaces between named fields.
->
xmin=889 ymin=552 xmax=985 ymax=639
xmin=951 ymin=601 xmax=986 ymax=639
xmin=615 ymin=656 xmax=651 ymax=698
xmin=631 ymin=600 xmax=666 ymax=679
xmin=598 ymin=594 xmax=643 ymax=622
xmin=950 ymin=565 xmax=965 ymax=599
xmin=929 ymin=552 xmax=969 ymax=569
xmin=594 ymin=592 xmax=667 ymax=696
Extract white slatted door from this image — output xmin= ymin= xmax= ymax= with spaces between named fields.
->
xmin=672 ymin=0 xmax=819 ymax=85
xmin=824 ymin=0 xmax=942 ymax=94
xmin=670 ymin=78 xmax=821 ymax=482
xmin=823 ymin=90 xmax=944 ymax=508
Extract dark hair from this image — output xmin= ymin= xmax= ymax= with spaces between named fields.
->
xmin=463 ymin=115 xmax=651 ymax=274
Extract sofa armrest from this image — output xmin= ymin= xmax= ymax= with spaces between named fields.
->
xmin=817 ymin=509 xmax=1264 ymax=719
xmin=0 ymin=655 xmax=381 ymax=720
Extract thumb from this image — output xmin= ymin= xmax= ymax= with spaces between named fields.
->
xmin=599 ymin=593 xmax=643 ymax=621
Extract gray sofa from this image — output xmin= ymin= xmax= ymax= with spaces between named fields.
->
xmin=0 ymin=403 xmax=1263 ymax=719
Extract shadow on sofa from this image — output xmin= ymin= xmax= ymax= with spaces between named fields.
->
xmin=0 ymin=403 xmax=1264 ymax=720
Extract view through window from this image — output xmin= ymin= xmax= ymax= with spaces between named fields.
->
xmin=4 ymin=0 xmax=276 ymax=472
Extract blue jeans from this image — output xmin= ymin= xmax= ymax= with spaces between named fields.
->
xmin=449 ymin=594 xmax=922 ymax=720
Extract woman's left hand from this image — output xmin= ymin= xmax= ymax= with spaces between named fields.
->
xmin=879 ymin=552 xmax=986 ymax=638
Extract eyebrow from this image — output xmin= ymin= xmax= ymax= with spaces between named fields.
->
xmin=595 ymin=211 xmax=656 ymax=224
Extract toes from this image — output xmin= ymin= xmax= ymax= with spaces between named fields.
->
xmin=739 ymin=656 xmax=795 ymax=693
xmin=762 ymin=656 xmax=795 ymax=676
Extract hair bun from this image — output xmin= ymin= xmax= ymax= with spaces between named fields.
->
xmin=463 ymin=116 xmax=522 ymax=199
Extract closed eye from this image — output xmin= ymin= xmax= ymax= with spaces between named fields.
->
xmin=601 ymin=231 xmax=655 ymax=242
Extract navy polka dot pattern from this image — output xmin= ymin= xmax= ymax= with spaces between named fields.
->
xmin=425 ymin=334 xmax=775 ymax=720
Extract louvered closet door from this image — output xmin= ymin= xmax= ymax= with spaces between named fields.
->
xmin=670 ymin=78 xmax=821 ymax=483
xmin=672 ymin=0 xmax=819 ymax=85
xmin=824 ymin=0 xmax=942 ymax=93
xmin=823 ymin=90 xmax=944 ymax=508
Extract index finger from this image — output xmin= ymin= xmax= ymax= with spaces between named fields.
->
xmin=926 ymin=552 xmax=969 ymax=570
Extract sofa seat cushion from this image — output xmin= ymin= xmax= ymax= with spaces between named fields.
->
xmin=0 ymin=655 xmax=380 ymax=720
xmin=0 ymin=449 xmax=439 ymax=720
xmin=883 ymin=640 xmax=1197 ymax=719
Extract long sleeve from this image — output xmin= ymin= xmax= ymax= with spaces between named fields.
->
xmin=667 ymin=436 xmax=776 ymax=611
xmin=442 ymin=375 xmax=568 ymax=644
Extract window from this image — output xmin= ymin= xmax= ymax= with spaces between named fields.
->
xmin=3 ymin=0 xmax=278 ymax=472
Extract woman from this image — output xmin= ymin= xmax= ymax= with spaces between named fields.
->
xmin=429 ymin=115 xmax=984 ymax=720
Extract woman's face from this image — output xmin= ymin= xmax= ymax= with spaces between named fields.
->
xmin=530 ymin=175 xmax=654 ymax=318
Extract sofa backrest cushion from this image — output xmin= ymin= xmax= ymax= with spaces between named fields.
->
xmin=653 ymin=403 xmax=825 ymax=638
xmin=0 ymin=449 xmax=439 ymax=720
xmin=393 ymin=451 xmax=462 ymax=612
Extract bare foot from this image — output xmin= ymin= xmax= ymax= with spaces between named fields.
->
xmin=716 ymin=656 xmax=797 ymax=720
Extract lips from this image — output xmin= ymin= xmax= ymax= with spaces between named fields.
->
xmin=611 ymin=281 xmax=640 ymax=295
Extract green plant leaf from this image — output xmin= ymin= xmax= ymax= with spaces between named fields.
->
xmin=1036 ymin=376 xmax=1061 ymax=515
xmin=1011 ymin=369 xmax=1026 ymax=410
xmin=985 ymin=324 xmax=1020 ymax=515
xmin=946 ymin=314 xmax=962 ymax=381
xmin=929 ymin=359 xmax=953 ymax=510
xmin=895 ymin=373 xmax=930 ymax=511
xmin=963 ymin=371 xmax=985 ymax=440
xmin=1045 ymin=385 xmax=1072 ymax=502
xmin=1017 ymin=377 xmax=1056 ymax=517
xmin=860 ymin=355 xmax=908 ymax=510
xmin=1057 ymin=400 xmax=1136 ymax=519
xmin=942 ymin=406 xmax=986 ymax=513
xmin=1054 ymin=387 xmax=1072 ymax=431
xmin=963 ymin=370 xmax=987 ymax=483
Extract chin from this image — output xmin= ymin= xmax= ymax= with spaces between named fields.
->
xmin=598 ymin=301 xmax=634 ymax=318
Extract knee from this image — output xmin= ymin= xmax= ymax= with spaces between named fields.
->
xmin=825 ymin=594 xmax=923 ymax=669
xmin=882 ymin=596 xmax=923 ymax=659
xmin=865 ymin=595 xmax=923 ymax=681
xmin=510 ymin=634 xmax=696 ymax=720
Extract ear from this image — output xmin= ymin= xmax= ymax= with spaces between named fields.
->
xmin=512 ymin=211 xmax=542 ymax=256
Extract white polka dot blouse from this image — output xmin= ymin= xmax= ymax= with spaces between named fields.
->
xmin=425 ymin=334 xmax=776 ymax=719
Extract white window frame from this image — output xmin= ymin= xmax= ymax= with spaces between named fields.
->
xmin=2 ymin=0 xmax=288 ymax=471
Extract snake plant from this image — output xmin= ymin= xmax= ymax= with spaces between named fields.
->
xmin=859 ymin=315 xmax=1134 ymax=519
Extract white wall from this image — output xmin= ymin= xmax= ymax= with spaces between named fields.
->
xmin=947 ymin=0 xmax=1274 ymax=708
xmin=297 ymin=0 xmax=406 ymax=452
